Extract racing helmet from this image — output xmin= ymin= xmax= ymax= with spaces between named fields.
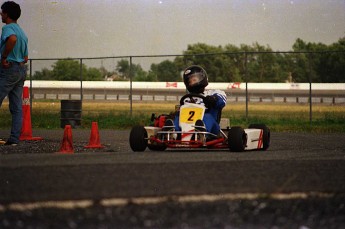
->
xmin=183 ymin=65 xmax=208 ymax=93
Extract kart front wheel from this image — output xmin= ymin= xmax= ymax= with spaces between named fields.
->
xmin=248 ymin=124 xmax=270 ymax=150
xmin=129 ymin=126 xmax=148 ymax=152
xmin=228 ymin=126 xmax=247 ymax=152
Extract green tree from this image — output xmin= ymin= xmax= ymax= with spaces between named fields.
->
xmin=133 ymin=66 xmax=148 ymax=81
xmin=222 ymin=44 xmax=243 ymax=82
xmin=150 ymin=60 xmax=180 ymax=81
xmin=292 ymin=38 xmax=327 ymax=82
xmin=319 ymin=37 xmax=345 ymax=82
xmin=116 ymin=59 xmax=130 ymax=79
xmin=147 ymin=64 xmax=159 ymax=81
xmin=177 ymin=43 xmax=224 ymax=82
xmin=30 ymin=38 xmax=345 ymax=83
xmin=274 ymin=53 xmax=294 ymax=82
xmin=51 ymin=59 xmax=103 ymax=81
xmin=32 ymin=68 xmax=53 ymax=80
xmin=52 ymin=59 xmax=82 ymax=81
xmin=115 ymin=59 xmax=149 ymax=81
xmin=174 ymin=42 xmax=285 ymax=82
xmin=85 ymin=67 xmax=103 ymax=81
xmin=238 ymin=43 xmax=283 ymax=82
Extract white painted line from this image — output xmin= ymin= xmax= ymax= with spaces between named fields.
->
xmin=100 ymin=198 xmax=128 ymax=206
xmin=0 ymin=192 xmax=335 ymax=212
xmin=131 ymin=197 xmax=170 ymax=205
xmin=270 ymin=192 xmax=334 ymax=200
xmin=177 ymin=193 xmax=260 ymax=202
xmin=2 ymin=200 xmax=93 ymax=212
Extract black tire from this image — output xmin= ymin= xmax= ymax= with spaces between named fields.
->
xmin=129 ymin=126 xmax=148 ymax=152
xmin=228 ymin=126 xmax=247 ymax=152
xmin=248 ymin=124 xmax=270 ymax=150
xmin=147 ymin=144 xmax=167 ymax=151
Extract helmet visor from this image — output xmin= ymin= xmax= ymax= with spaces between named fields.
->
xmin=188 ymin=73 xmax=204 ymax=87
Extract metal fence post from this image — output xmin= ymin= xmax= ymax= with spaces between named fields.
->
xmin=308 ymin=54 xmax=313 ymax=125
xmin=29 ymin=59 xmax=33 ymax=116
xmin=80 ymin=58 xmax=83 ymax=100
xmin=244 ymin=52 xmax=248 ymax=120
xmin=129 ymin=56 xmax=133 ymax=117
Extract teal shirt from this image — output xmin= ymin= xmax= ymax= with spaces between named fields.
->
xmin=0 ymin=23 xmax=28 ymax=63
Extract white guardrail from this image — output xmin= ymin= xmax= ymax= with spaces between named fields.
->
xmin=24 ymin=81 xmax=345 ymax=90
xmin=24 ymin=81 xmax=345 ymax=104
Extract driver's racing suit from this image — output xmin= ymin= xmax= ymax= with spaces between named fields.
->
xmin=173 ymin=89 xmax=227 ymax=135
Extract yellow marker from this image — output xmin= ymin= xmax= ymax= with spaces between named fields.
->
xmin=179 ymin=107 xmax=204 ymax=124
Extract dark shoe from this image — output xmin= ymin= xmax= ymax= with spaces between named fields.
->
xmin=162 ymin=119 xmax=175 ymax=131
xmin=195 ymin=119 xmax=206 ymax=132
xmin=4 ymin=141 xmax=18 ymax=146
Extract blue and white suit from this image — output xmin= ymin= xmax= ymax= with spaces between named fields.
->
xmin=174 ymin=89 xmax=227 ymax=135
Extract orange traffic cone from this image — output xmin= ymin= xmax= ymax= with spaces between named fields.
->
xmin=20 ymin=86 xmax=43 ymax=141
xmin=58 ymin=125 xmax=74 ymax=153
xmin=84 ymin=122 xmax=104 ymax=148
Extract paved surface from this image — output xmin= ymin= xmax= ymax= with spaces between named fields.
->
xmin=0 ymin=130 xmax=344 ymax=228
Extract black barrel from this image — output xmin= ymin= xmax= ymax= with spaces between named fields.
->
xmin=60 ymin=100 xmax=82 ymax=128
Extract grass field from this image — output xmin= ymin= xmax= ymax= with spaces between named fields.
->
xmin=1 ymin=101 xmax=344 ymax=132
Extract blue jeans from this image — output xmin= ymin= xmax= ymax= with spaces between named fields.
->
xmin=0 ymin=63 xmax=26 ymax=143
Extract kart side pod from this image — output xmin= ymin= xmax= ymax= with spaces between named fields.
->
xmin=228 ymin=124 xmax=270 ymax=152
xmin=244 ymin=128 xmax=266 ymax=150
xmin=145 ymin=126 xmax=161 ymax=138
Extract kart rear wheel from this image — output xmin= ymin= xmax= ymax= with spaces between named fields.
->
xmin=228 ymin=126 xmax=247 ymax=152
xmin=129 ymin=126 xmax=148 ymax=152
xmin=147 ymin=144 xmax=167 ymax=151
xmin=248 ymin=124 xmax=270 ymax=150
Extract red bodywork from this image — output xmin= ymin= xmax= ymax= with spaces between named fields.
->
xmin=150 ymin=114 xmax=228 ymax=149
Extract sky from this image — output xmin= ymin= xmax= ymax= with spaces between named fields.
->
xmin=8 ymin=0 xmax=345 ymax=66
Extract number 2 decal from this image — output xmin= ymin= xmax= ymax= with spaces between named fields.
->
xmin=188 ymin=111 xmax=195 ymax=121
xmin=179 ymin=106 xmax=204 ymax=124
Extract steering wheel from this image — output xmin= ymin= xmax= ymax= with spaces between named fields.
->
xmin=179 ymin=93 xmax=206 ymax=105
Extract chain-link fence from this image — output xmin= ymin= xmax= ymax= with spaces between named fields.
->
xmin=24 ymin=51 xmax=344 ymax=125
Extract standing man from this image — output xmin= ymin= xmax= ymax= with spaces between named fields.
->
xmin=0 ymin=1 xmax=28 ymax=146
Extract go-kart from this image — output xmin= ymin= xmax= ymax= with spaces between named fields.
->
xmin=129 ymin=93 xmax=270 ymax=152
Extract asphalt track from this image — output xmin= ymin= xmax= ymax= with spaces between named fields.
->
xmin=0 ymin=130 xmax=344 ymax=228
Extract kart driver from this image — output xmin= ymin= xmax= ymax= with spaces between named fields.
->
xmin=167 ymin=65 xmax=227 ymax=136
